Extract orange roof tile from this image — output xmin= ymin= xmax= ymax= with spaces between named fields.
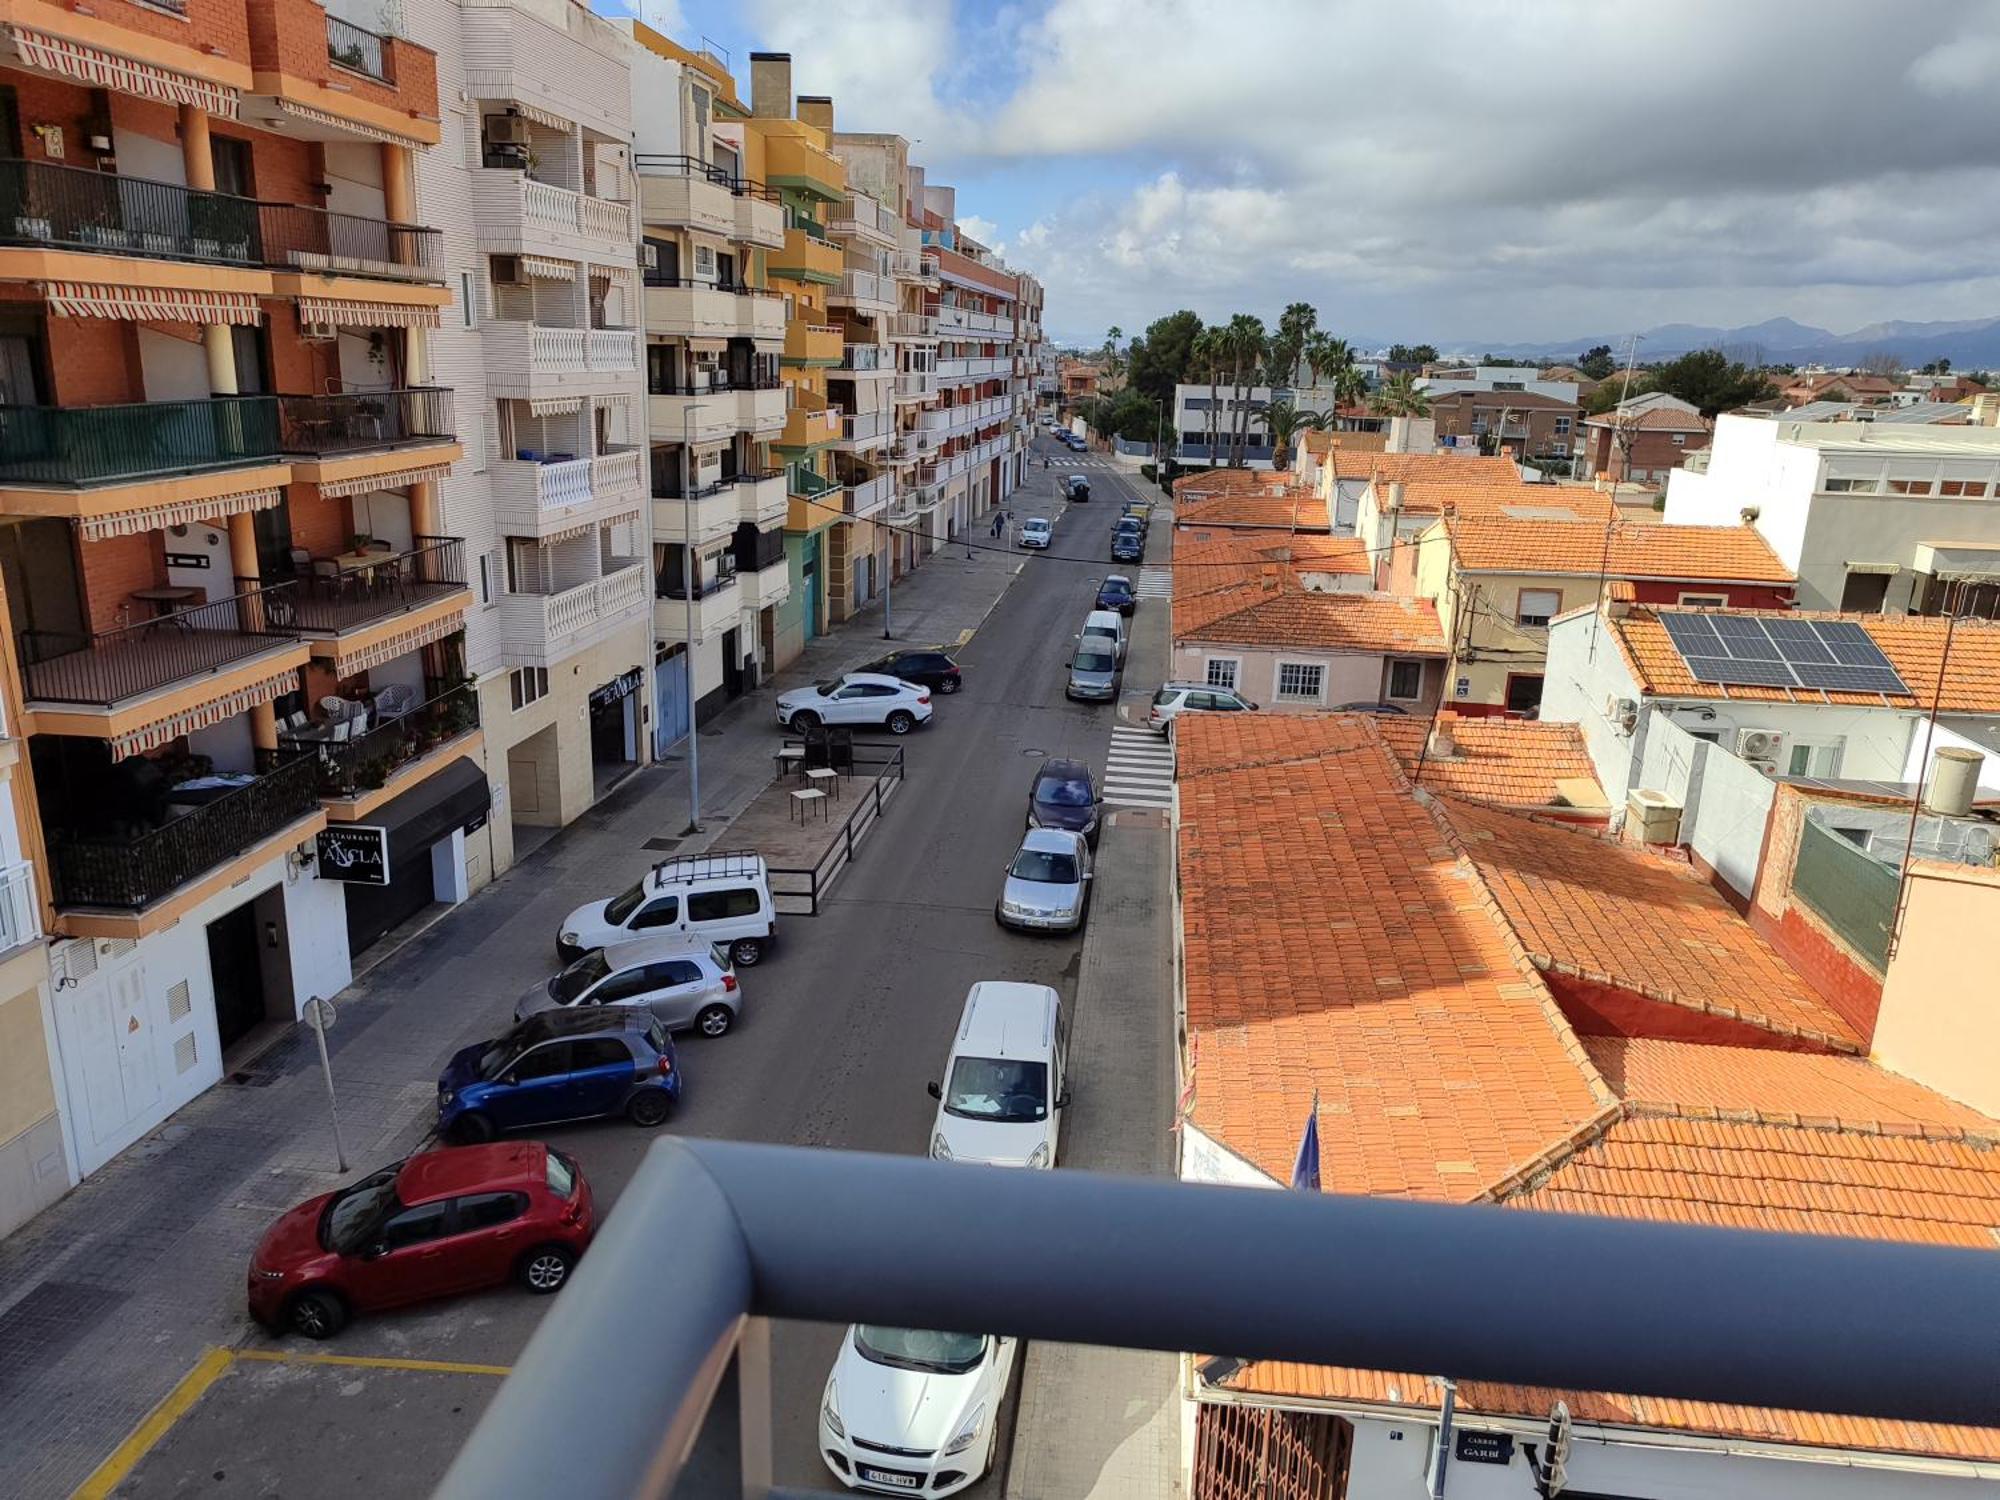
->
xmin=1434 ymin=797 xmax=1860 ymax=1051
xmin=1609 ymin=605 xmax=2000 ymax=709
xmin=1375 ymin=715 xmax=1607 ymax=811
xmin=1444 ymin=516 xmax=1793 ymax=583
xmin=1173 ymin=581 xmax=1447 ymax=655
xmin=1175 ymin=715 xmax=1613 ymax=1195
xmin=1172 ymin=533 xmax=1371 ymax=599
xmin=1330 ymin=451 xmax=1524 ymax=485
xmin=1172 ymin=468 xmax=1296 ymax=498
xmin=1581 ymin=406 xmax=1713 ymax=433
xmin=1174 ymin=493 xmax=1331 ymax=531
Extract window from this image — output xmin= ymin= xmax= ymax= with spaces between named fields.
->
xmin=1677 ymin=592 xmax=1728 ymax=607
xmin=631 ymin=898 xmax=680 ymax=930
xmin=1671 ymin=433 xmax=1687 ymax=446
xmin=459 ymin=270 xmax=478 ymax=328
xmin=1940 ymin=479 xmax=1991 ymax=497
xmin=456 ymin=1192 xmax=528 ymax=1232
xmin=570 ymin=1038 xmax=632 ymax=1070
xmin=694 ymin=245 xmax=717 ymax=279
xmin=1553 ymin=416 xmax=1571 ymax=436
xmin=1275 ymin=662 xmax=1325 ymax=701
xmin=511 ymin=666 xmax=548 ymax=711
xmin=1516 ymin=588 xmax=1562 ymax=627
xmin=511 ymin=1043 xmax=572 ymax=1081
xmin=1787 ymin=742 xmax=1843 ymax=778
xmin=655 ymin=960 xmax=704 ymax=987
xmin=688 ymin=887 xmax=762 ymax=922
xmin=1204 ymin=657 xmax=1239 ymax=690
xmin=478 ymin=553 xmax=492 ymax=606
xmin=379 ymin=1201 xmax=453 ymax=1251
xmin=1840 ymin=571 xmax=1892 ymax=612
xmin=1504 ymin=674 xmax=1545 ymax=714
xmin=1887 ymin=477 xmax=1934 ymax=495
xmin=1387 ymin=660 xmax=1423 ymax=700
xmin=1822 ymin=476 xmax=1875 ymax=493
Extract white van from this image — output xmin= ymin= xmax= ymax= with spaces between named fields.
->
xmin=927 ymin=982 xmax=1068 ymax=1169
xmin=1080 ymin=608 xmax=1127 ymax=665
xmin=557 ymin=851 xmax=777 ymax=967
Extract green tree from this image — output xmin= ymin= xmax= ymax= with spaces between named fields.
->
xmin=1650 ymin=349 xmax=1776 ymax=417
xmin=1125 ymin=309 xmax=1204 ymax=407
xmin=1303 ymin=331 xmax=1350 ymax=388
xmin=1266 ymin=302 xmax=1318 ymax=385
xmin=1102 ymin=326 xmax=1124 ymax=380
xmin=1577 ymin=344 xmax=1616 ymax=380
xmin=1369 ymin=371 xmax=1431 ymax=417
xmin=1386 ymin=343 xmax=1439 ymax=365
xmin=1921 ymin=357 xmax=1953 ymax=376
xmin=1190 ymin=325 xmax=1224 ymax=462
xmin=1222 ymin=314 xmax=1268 ymax=466
xmin=1332 ymin=362 xmax=1368 ymax=411
xmin=1584 ymin=373 xmax=1653 ymax=415
xmin=1262 ymin=400 xmax=1326 ymax=471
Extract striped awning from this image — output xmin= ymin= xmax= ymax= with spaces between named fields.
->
xmin=502 ymin=99 xmax=572 ymax=133
xmin=329 ymin=603 xmax=466 ymax=676
xmin=539 ymin=518 xmax=595 ymax=545
xmin=315 ymin=462 xmax=452 ymax=500
xmin=79 ymin=487 xmax=281 ymax=543
xmin=601 ymin=508 xmax=641 ymax=531
xmin=521 ymin=256 xmax=575 ymax=282
xmin=529 ymin=396 xmax=581 ymax=417
xmin=110 ymin=666 xmax=299 ymax=761
xmin=4 ymin=25 xmax=239 ymax=117
xmin=42 ymin=282 xmax=261 ymax=324
xmin=272 ymin=98 xmax=422 ymax=147
xmin=297 ymin=296 xmax=442 ymax=332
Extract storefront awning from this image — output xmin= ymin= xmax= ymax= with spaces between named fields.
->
xmin=372 ymin=756 xmax=489 ymax=865
xmin=79 ymin=486 xmax=281 ymax=542
xmin=315 ymin=462 xmax=453 ymax=501
xmin=110 ymin=665 xmax=299 ymax=761
xmin=520 ymin=256 xmax=575 ymax=282
xmin=41 ymin=282 xmax=261 ymax=324
xmin=539 ymin=519 xmax=595 ymax=545
xmin=529 ymin=396 xmax=582 ymax=417
xmin=4 ymin=25 xmax=239 ymax=116
xmin=328 ymin=604 xmax=467 ymax=676
xmin=270 ymin=98 xmax=423 ymax=147
xmin=500 ymin=99 xmax=572 ymax=133
xmin=298 ymin=296 xmax=442 ymax=332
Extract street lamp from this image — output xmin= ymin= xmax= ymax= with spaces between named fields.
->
xmin=681 ymin=402 xmax=706 ymax=834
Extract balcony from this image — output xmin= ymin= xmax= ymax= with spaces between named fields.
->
xmin=890 ymin=312 xmax=939 ymax=342
xmin=894 ymin=371 xmax=939 ymax=404
xmin=787 ymin=465 xmax=840 ymax=531
xmin=280 ymin=682 xmax=481 ymax=817
xmin=644 ymin=280 xmax=785 ymax=342
xmin=840 ymin=344 xmax=892 ymax=375
xmin=262 ymin=537 xmax=467 ymax=644
xmin=829 ymin=269 xmax=892 ymax=311
xmin=635 ymin=158 xmax=785 ymax=249
xmin=655 ymin=569 xmax=742 ymax=642
xmin=493 ymin=450 xmax=645 ymax=536
xmin=498 ymin=564 xmax=648 ymax=664
xmin=277 ymin=388 xmax=454 ymax=459
xmin=734 ymin=528 xmax=791 ymax=610
xmin=937 ymin=356 xmax=1012 ymax=382
xmin=19 ymin=583 xmax=300 ymax=711
xmin=244 ymin=0 xmax=441 ymax=147
xmin=48 ymin=751 xmax=321 ymax=913
xmin=827 ymin=194 xmax=897 ymax=246
xmin=837 ymin=410 xmax=893 ymax=451
xmin=841 ymin=473 xmax=893 ymax=517
xmin=485 ymin=324 xmax=640 ymax=397
xmin=734 ymin=468 xmax=788 ymax=528
xmin=648 ymin=384 xmax=788 ymax=444
xmin=778 ymin=397 xmax=841 ymax=450
xmin=651 ymin=478 xmax=741 ymax=547
xmin=472 ymin=172 xmax=634 ymax=261
xmin=0 ymin=396 xmax=282 ymax=489
xmin=783 ymin=322 xmax=841 ymax=367
xmin=762 ymin=136 xmax=845 ymax=202
xmin=0 ymin=860 xmax=39 ymax=956
xmin=769 ymin=225 xmax=844 ymax=286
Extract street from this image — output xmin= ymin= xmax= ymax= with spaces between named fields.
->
xmin=15 ymin=439 xmax=1179 ymax=1500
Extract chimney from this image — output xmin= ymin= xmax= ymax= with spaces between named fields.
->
xmin=1925 ymin=747 xmax=1983 ymax=818
xmin=1428 ymin=712 xmax=1460 ymax=760
xmin=1604 ymin=579 xmax=1636 ymax=619
xmin=750 ymin=52 xmax=792 ymax=119
xmin=797 ymin=95 xmax=834 ymax=134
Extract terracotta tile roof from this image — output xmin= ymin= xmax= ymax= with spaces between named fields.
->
xmin=1172 ymin=533 xmax=1370 ymax=599
xmin=1582 ymin=406 xmax=1714 ymax=433
xmin=1375 ymin=715 xmax=1606 ymax=811
xmin=1433 ymin=796 xmax=1861 ymax=1051
xmin=1608 ymin=605 xmax=2000 ymax=709
xmin=1175 ymin=714 xmax=1613 ymax=1196
xmin=1172 ymin=581 xmax=1447 ymax=655
xmin=1386 ymin=476 xmax=1614 ymax=521
xmin=1174 ymin=492 xmax=1331 ymax=531
xmin=1444 ymin=516 xmax=1793 ymax=583
xmin=1330 ymin=451 xmax=1523 ymax=485
xmin=1172 ymin=468 xmax=1294 ymax=498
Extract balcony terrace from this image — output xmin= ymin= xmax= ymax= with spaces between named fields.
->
xmin=244 ymin=0 xmax=441 ymax=147
xmin=647 ymin=384 xmax=788 ymax=444
xmin=279 ymin=681 xmax=482 ymax=821
xmin=645 ymin=279 xmax=786 ymax=343
xmin=635 ymin=157 xmax=785 ymax=249
xmin=492 ymin=449 xmax=646 ymax=538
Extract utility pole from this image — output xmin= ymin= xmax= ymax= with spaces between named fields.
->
xmin=681 ymin=404 xmax=706 ymax=834
xmin=882 ymin=514 xmax=894 ymax=638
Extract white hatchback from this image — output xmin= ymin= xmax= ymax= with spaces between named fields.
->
xmin=1018 ymin=517 xmax=1052 ymax=549
xmin=776 ymin=672 xmax=933 ymax=735
xmin=820 ymin=1326 xmax=1017 ymax=1495
xmin=927 ymin=982 xmax=1067 ymax=1169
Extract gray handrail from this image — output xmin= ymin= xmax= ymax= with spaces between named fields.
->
xmin=436 ymin=1137 xmax=2000 ymax=1500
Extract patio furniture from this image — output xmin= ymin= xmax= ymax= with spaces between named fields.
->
xmin=805 ymin=766 xmax=839 ymax=801
xmin=774 ymin=745 xmax=806 ymax=780
xmin=789 ymin=787 xmax=828 ymax=824
xmin=373 ymin=684 xmax=419 ymax=719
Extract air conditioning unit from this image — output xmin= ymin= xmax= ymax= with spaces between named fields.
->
xmin=639 ymin=241 xmax=660 ymax=271
xmin=1736 ymin=727 xmax=1786 ymax=767
xmin=486 ymin=114 xmax=532 ymax=146
xmin=491 ymin=255 xmax=524 ymax=287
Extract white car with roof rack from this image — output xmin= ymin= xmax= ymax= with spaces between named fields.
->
xmin=557 ymin=851 xmax=776 ymax=967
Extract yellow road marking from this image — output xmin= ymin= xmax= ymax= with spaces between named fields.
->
xmin=71 ymin=1346 xmax=234 ymax=1500
xmin=234 ymin=1348 xmax=511 ymax=1377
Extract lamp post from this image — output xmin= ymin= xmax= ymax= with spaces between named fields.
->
xmin=681 ymin=402 xmax=706 ymax=834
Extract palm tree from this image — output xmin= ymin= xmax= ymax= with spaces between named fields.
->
xmin=1103 ymin=325 xmax=1124 ymax=382
xmin=1370 ymin=371 xmax=1431 ymax=418
xmin=1332 ymin=362 xmax=1368 ymax=414
xmin=1262 ymin=401 xmax=1327 ymax=472
xmin=1223 ymin=314 xmax=1266 ymax=466
xmin=1190 ymin=327 xmax=1223 ymax=466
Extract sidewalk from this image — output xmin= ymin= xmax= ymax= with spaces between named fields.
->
xmin=0 ymin=487 xmax=1047 ymax=1500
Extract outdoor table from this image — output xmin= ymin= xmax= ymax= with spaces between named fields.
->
xmin=789 ymin=787 xmax=828 ymax=824
xmin=805 ymin=766 xmax=840 ymax=801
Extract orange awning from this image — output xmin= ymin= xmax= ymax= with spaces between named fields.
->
xmin=297 ymin=296 xmax=442 ymax=332
xmin=79 ymin=487 xmax=281 ymax=543
xmin=4 ymin=25 xmax=239 ymax=116
xmin=110 ymin=666 xmax=300 ymax=761
xmin=41 ymin=282 xmax=261 ymax=324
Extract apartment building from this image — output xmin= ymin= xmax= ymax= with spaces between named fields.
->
xmin=0 ymin=0 xmax=488 ymax=1173
xmin=620 ymin=26 xmax=790 ymax=736
xmin=409 ymin=0 xmax=650 ymax=862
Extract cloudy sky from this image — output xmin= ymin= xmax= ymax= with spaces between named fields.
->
xmin=607 ymin=0 xmax=2000 ymax=352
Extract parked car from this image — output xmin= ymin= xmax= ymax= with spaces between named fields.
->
xmin=515 ymin=936 xmax=738 ymax=1034
xmin=777 ymin=672 xmax=932 ymax=735
xmin=1019 ymin=517 xmax=1053 ymax=549
xmin=928 ymin=982 xmax=1068 ymax=1167
xmin=1025 ymin=757 xmax=1101 ymax=846
xmin=1146 ymin=681 xmax=1258 ymax=736
xmin=1065 ymin=637 xmax=1119 ymax=701
xmin=854 ymin=648 xmax=962 ymax=695
xmin=1063 ymin=474 xmax=1090 ymax=501
xmin=1121 ymin=499 xmax=1154 ymax=525
xmin=558 ymin=851 xmax=775 ymax=966
xmin=1333 ymin=700 xmax=1410 ymax=714
xmin=247 ymin=1141 xmax=594 ymax=1340
xmin=1080 ymin=608 xmax=1128 ymax=664
xmin=996 ymin=827 xmax=1093 ymax=933
xmin=1110 ymin=529 xmax=1145 ymax=564
xmin=820 ymin=1325 xmax=1017 ymax=1495
xmin=437 ymin=1010 xmax=682 ymax=1142
xmin=1095 ymin=574 xmax=1136 ymax=615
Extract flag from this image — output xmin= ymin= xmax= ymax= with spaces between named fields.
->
xmin=1290 ymin=1093 xmax=1320 ymax=1192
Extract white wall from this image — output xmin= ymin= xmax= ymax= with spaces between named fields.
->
xmin=1903 ymin=719 xmax=2000 ymax=790
xmin=624 ymin=36 xmax=685 ymax=157
xmin=1539 ymin=610 xmax=1645 ymax=804
xmin=1634 ymin=716 xmax=1776 ymax=897
xmin=1177 ymin=1124 xmax=1278 ymax=1188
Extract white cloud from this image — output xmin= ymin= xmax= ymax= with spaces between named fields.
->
xmin=957 ymin=214 xmax=1000 ymax=249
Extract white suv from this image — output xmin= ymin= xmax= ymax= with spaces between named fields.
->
xmin=558 ymin=852 xmax=776 ymax=966
xmin=775 ymin=672 xmax=932 ymax=735
xmin=1147 ymin=682 xmax=1258 ymax=737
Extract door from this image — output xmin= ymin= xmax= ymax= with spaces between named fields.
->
xmin=344 ymin=1199 xmax=460 ymax=1309
xmin=626 ymin=895 xmax=680 ymax=937
xmin=207 ymin=900 xmax=267 ymax=1053
xmin=721 ymin=627 xmax=743 ymax=698
xmin=687 ymin=886 xmax=761 ymax=942
xmin=209 ymin=135 xmax=254 ymax=197
xmin=448 ymin=1191 xmax=533 ymax=1289
xmin=654 ymin=651 xmax=690 ymax=754
xmin=583 ymin=967 xmax=660 ymax=1015
xmin=491 ymin=1041 xmax=575 ymax=1128
xmin=64 ymin=963 xmax=163 ymax=1170
xmin=563 ymin=1036 xmax=636 ymax=1117
xmin=639 ymin=959 xmax=707 ymax=1029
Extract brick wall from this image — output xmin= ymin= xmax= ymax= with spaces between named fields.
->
xmin=247 ymin=0 xmax=439 ymax=127
xmin=7 ymin=75 xmax=99 ymax=163
xmin=263 ymin=302 xmax=338 ymax=393
xmin=286 ymin=485 xmax=352 ymax=558
xmin=110 ymin=93 xmax=180 ymax=149
xmin=46 ymin=319 xmax=140 ymax=406
xmin=1627 ymin=580 xmax=1795 ymax=610
xmin=78 ymin=532 xmax=164 ymax=634
xmin=1747 ymin=784 xmax=1887 ymax=1041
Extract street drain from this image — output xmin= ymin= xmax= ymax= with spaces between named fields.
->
xmin=643 ymin=836 xmax=683 ymax=852
xmin=1021 ymin=747 xmax=1047 ymax=758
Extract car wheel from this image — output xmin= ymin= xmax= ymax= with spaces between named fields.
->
xmin=287 ymin=1288 xmax=348 ymax=1341
xmin=885 ymin=710 xmax=915 ymax=735
xmin=627 ymin=1090 xmax=672 ymax=1128
xmin=518 ymin=1245 xmax=575 ymax=1295
xmin=730 ymin=936 xmax=764 ymax=967
xmin=695 ymin=1004 xmax=734 ymax=1038
xmin=937 ymin=676 xmax=961 ymax=694
xmin=790 ymin=709 xmax=820 ymax=732
xmin=453 ymin=1111 xmax=495 ymax=1144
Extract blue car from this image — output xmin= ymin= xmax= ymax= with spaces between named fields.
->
xmin=1095 ymin=575 xmax=1136 ymax=615
xmin=438 ymin=1009 xmax=680 ymax=1142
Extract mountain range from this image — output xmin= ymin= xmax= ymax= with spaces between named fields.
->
xmin=1463 ymin=316 xmax=2000 ymax=370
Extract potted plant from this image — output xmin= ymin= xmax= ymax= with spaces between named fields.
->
xmin=349 ymin=532 xmax=373 ymax=554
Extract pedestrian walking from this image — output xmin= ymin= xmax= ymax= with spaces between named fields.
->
xmin=991 ymin=509 xmax=1005 ymax=538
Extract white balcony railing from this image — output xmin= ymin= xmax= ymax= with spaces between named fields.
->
xmin=890 ymin=312 xmax=938 ymax=340
xmin=841 ymin=410 xmax=892 ymax=444
xmin=598 ymin=562 xmax=649 ymax=623
xmin=895 ymin=371 xmax=938 ymax=400
xmin=587 ymin=329 xmax=640 ymax=371
xmin=844 ymin=473 xmax=893 ymax=515
xmin=833 ymin=269 xmax=888 ymax=306
xmin=592 ymin=447 xmax=644 ymax=497
xmin=536 ymin=456 xmax=592 ymax=509
xmin=513 ymin=176 xmax=634 ymax=246
xmin=0 ymin=860 xmax=40 ymax=952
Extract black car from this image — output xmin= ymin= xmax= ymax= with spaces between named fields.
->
xmin=1111 ymin=531 xmax=1145 ymax=563
xmin=1026 ymin=757 xmax=1102 ymax=847
xmin=1096 ymin=575 xmax=1137 ymax=615
xmin=853 ymin=648 xmax=963 ymax=695
xmin=1064 ymin=475 xmax=1090 ymax=501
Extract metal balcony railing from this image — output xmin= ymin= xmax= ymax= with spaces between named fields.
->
xmin=19 ymin=582 xmax=298 ymax=705
xmin=276 ymin=387 xmax=454 ymax=456
xmin=326 ymin=13 xmax=393 ymax=82
xmin=732 ymin=524 xmax=786 ymax=573
xmin=49 ymin=752 xmax=320 ymax=911
xmin=279 ymin=682 xmax=479 ymax=798
xmin=0 ymin=396 xmax=280 ymax=485
xmin=257 ymin=201 xmax=440 ymax=275
xmin=435 ymin=1139 xmax=2000 ymax=1500
xmin=251 ymin=536 xmax=465 ymax=635
xmin=632 ymin=155 xmax=780 ymax=203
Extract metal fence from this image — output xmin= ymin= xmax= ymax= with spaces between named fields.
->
xmin=766 ymin=743 xmax=904 ymax=914
xmin=433 ymin=1137 xmax=2000 ymax=1500
xmin=253 ymin=536 xmax=465 ymax=634
xmin=258 ymin=202 xmax=439 ymax=273
xmin=19 ymin=582 xmax=298 ymax=706
xmin=0 ymin=395 xmax=281 ymax=485
xmin=280 ymin=682 xmax=479 ymax=797
xmin=276 ymin=387 xmax=454 ymax=456
xmin=1792 ymin=816 xmax=1897 ymax=972
xmin=325 ymin=13 xmax=392 ymax=81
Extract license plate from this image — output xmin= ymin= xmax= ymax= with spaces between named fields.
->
xmin=857 ymin=1468 xmax=921 ymax=1490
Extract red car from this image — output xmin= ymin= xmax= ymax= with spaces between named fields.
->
xmin=247 ymin=1142 xmax=593 ymax=1339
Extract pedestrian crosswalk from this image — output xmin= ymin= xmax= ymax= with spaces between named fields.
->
xmin=1102 ymin=723 xmax=1175 ymax=809
xmin=1136 ymin=567 xmax=1173 ymax=600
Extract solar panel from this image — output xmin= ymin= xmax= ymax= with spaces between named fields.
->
xmin=1660 ymin=612 xmax=1721 ymax=654
xmin=1711 ymin=615 xmax=1785 ymax=659
xmin=1814 ymin=620 xmax=1898 ymax=668
xmin=1654 ymin=610 xmax=1910 ymax=696
xmin=1790 ymin=663 xmax=1909 ymax=695
xmin=1681 ymin=655 xmax=1799 ymax=688
xmin=1761 ymin=618 xmax=1837 ymax=663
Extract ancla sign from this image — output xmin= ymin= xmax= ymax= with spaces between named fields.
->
xmin=317 ymin=826 xmax=390 ymax=885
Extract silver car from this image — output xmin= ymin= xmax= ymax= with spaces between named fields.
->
xmin=514 ymin=935 xmax=741 ymax=1037
xmin=996 ymin=828 xmax=1093 ymax=933
xmin=1066 ymin=640 xmax=1119 ymax=701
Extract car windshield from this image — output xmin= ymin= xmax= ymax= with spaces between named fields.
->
xmin=546 ymin=1150 xmax=576 ymax=1199
xmin=1101 ymin=581 xmax=1131 ymax=596
xmin=813 ymin=680 xmax=840 ymax=697
xmin=710 ymin=943 xmax=733 ymax=972
xmin=1074 ymin=651 xmax=1115 ymax=673
xmin=548 ymin=950 xmax=611 ymax=1005
xmin=944 ymin=1056 xmax=1049 ymax=1122
xmin=320 ymin=1167 xmax=401 ymax=1254
xmin=1036 ymin=775 xmax=1094 ymax=807
xmin=603 ymin=879 xmax=647 ymax=927
xmin=854 ymin=1326 xmax=987 ymax=1375
xmin=1011 ymin=849 xmax=1080 ymax=883
xmin=477 ymin=1036 xmax=525 ymax=1077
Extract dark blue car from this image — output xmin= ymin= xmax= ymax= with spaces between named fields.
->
xmin=1026 ymin=757 xmax=1102 ymax=848
xmin=438 ymin=1009 xmax=680 ymax=1142
xmin=1096 ymin=575 xmax=1136 ymax=615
